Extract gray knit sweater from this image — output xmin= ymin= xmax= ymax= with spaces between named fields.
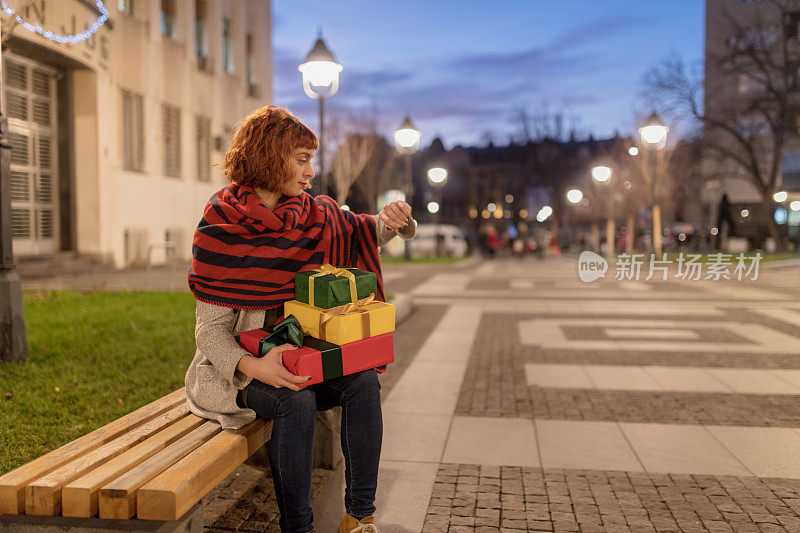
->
xmin=185 ymin=215 xmax=415 ymax=429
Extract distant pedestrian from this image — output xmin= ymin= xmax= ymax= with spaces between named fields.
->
xmin=486 ymin=225 xmax=500 ymax=258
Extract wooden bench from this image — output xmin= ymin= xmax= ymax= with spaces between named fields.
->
xmin=0 ymin=388 xmax=272 ymax=531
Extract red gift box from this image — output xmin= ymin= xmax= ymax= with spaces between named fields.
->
xmin=238 ymin=329 xmax=393 ymax=387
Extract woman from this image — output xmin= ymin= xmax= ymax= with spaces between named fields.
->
xmin=184 ymin=106 xmax=415 ymax=533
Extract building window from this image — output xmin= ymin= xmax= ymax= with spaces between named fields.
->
xmin=163 ymin=103 xmax=181 ymax=177
xmin=222 ymin=17 xmax=234 ymax=73
xmin=787 ymin=11 xmax=800 ymax=39
xmin=196 ymin=115 xmax=211 ymax=182
xmin=195 ymin=0 xmax=209 ymax=62
xmin=121 ymin=89 xmax=144 ymax=172
xmin=165 ymin=227 xmax=185 ymax=260
xmin=118 ymin=0 xmax=135 ymax=15
xmin=161 ymin=0 xmax=176 ymax=39
xmin=246 ymin=33 xmax=256 ymax=90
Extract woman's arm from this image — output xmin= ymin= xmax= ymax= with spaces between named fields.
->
xmin=375 ymin=200 xmax=416 ymax=246
xmin=195 ymin=300 xmax=312 ymax=391
xmin=195 ymin=300 xmax=253 ymax=389
xmin=374 ymin=214 xmax=416 ymax=246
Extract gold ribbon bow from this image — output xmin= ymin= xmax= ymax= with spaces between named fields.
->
xmin=307 ymin=263 xmax=358 ymax=308
xmin=318 ymin=293 xmax=376 ymax=339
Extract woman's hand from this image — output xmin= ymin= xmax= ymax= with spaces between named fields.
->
xmin=380 ymin=200 xmax=412 ymax=231
xmin=238 ymin=343 xmax=311 ymax=391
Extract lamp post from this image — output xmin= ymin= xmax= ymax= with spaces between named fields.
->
xmin=0 ymin=50 xmax=27 ymax=361
xmin=592 ymin=165 xmax=615 ymax=260
xmin=299 ymin=32 xmax=341 ymax=196
xmin=394 ymin=116 xmax=421 ymax=260
xmin=428 ymin=167 xmax=447 ymax=256
xmin=639 ymin=112 xmax=668 ymax=256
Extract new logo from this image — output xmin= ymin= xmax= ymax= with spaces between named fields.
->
xmin=577 ymin=251 xmax=607 ymax=282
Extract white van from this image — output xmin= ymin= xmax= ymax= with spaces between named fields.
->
xmin=382 ymin=223 xmax=469 ymax=258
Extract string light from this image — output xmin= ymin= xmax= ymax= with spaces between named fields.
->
xmin=1 ymin=0 xmax=109 ymax=44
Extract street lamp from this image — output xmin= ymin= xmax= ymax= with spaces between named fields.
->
xmin=0 ymin=43 xmax=27 ymax=360
xmin=566 ymin=189 xmax=583 ymax=204
xmin=639 ymin=112 xmax=668 ymax=256
xmin=428 ymin=167 xmax=447 ymax=256
xmin=299 ymin=32 xmax=342 ymax=196
xmin=591 ymin=165 xmax=612 ymax=183
xmin=394 ymin=116 xmax=421 ymax=259
xmin=592 ymin=165 xmax=616 ymax=259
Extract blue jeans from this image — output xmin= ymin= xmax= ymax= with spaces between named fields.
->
xmin=239 ymin=369 xmax=383 ymax=533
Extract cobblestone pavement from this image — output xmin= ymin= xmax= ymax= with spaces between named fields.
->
xmin=455 ymin=312 xmax=800 ymax=425
xmin=399 ymin=257 xmax=800 ymax=532
xmin=204 ymin=465 xmax=331 ymax=532
xmin=528 ymin=388 xmax=800 ymax=427
xmin=422 ymin=464 xmax=800 ymax=532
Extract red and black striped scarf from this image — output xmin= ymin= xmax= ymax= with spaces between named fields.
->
xmin=188 ymin=184 xmax=384 ymax=309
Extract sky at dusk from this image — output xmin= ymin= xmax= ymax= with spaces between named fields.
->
xmin=272 ymin=1 xmax=705 ymax=149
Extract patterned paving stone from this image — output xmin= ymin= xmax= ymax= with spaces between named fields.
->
xmin=528 ymin=348 xmax=800 ymax=369
xmin=423 ymin=464 xmax=800 ymax=533
xmin=529 ymin=388 xmax=800 ymax=427
xmin=560 ymin=325 xmax=751 ymax=344
xmin=467 ymin=279 xmax=510 ymax=291
xmin=377 ymin=303 xmax=449 ymax=396
xmin=456 ymin=312 xmax=800 ymax=420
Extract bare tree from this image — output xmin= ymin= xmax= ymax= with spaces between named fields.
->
xmin=644 ymin=0 xmax=800 ymax=251
xmin=358 ymin=136 xmax=396 ymax=213
xmin=330 ymin=132 xmax=377 ymax=206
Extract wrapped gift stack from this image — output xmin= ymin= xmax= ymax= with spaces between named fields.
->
xmin=238 ymin=264 xmax=395 ymax=387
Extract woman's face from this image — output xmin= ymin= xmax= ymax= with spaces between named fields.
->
xmin=280 ymin=147 xmax=316 ymax=197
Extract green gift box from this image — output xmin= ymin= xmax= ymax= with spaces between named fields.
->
xmin=294 ymin=264 xmax=377 ymax=310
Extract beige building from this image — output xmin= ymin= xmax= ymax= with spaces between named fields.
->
xmin=3 ymin=0 xmax=272 ymax=266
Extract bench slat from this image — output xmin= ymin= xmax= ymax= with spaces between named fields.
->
xmin=98 ymin=420 xmax=221 ymax=519
xmin=25 ymin=403 xmax=191 ymax=516
xmin=0 ymin=388 xmax=186 ymax=515
xmin=136 ymin=419 xmax=271 ymax=521
xmin=61 ymin=412 xmax=205 ymax=518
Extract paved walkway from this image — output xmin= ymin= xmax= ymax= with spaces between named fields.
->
xmin=311 ymin=256 xmax=800 ymax=532
xmin=22 ymin=255 xmax=800 ymax=531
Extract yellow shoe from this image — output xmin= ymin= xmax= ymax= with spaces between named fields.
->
xmin=337 ymin=512 xmax=380 ymax=533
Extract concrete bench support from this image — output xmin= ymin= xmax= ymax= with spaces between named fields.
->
xmin=0 ymin=502 xmax=202 ymax=533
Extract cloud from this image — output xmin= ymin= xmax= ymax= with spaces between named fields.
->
xmin=548 ymin=15 xmax=652 ymax=51
xmin=270 ymin=14 xmax=654 ymax=147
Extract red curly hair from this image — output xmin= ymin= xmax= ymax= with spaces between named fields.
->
xmin=223 ymin=106 xmax=318 ymax=191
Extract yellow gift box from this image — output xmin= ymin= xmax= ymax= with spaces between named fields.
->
xmin=284 ymin=298 xmax=396 ymax=345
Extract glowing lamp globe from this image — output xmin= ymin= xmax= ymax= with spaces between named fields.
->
xmin=567 ymin=189 xmax=583 ymax=204
xmin=298 ymin=37 xmax=342 ymax=98
xmin=639 ymin=112 xmax=668 ymax=147
xmin=428 ymin=167 xmax=447 ymax=185
xmin=394 ymin=116 xmax=421 ymax=151
xmin=592 ymin=166 xmax=612 ymax=183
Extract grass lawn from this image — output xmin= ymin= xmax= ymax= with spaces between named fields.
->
xmin=0 ymin=290 xmax=197 ymax=474
xmin=380 ymin=255 xmax=469 ymax=264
